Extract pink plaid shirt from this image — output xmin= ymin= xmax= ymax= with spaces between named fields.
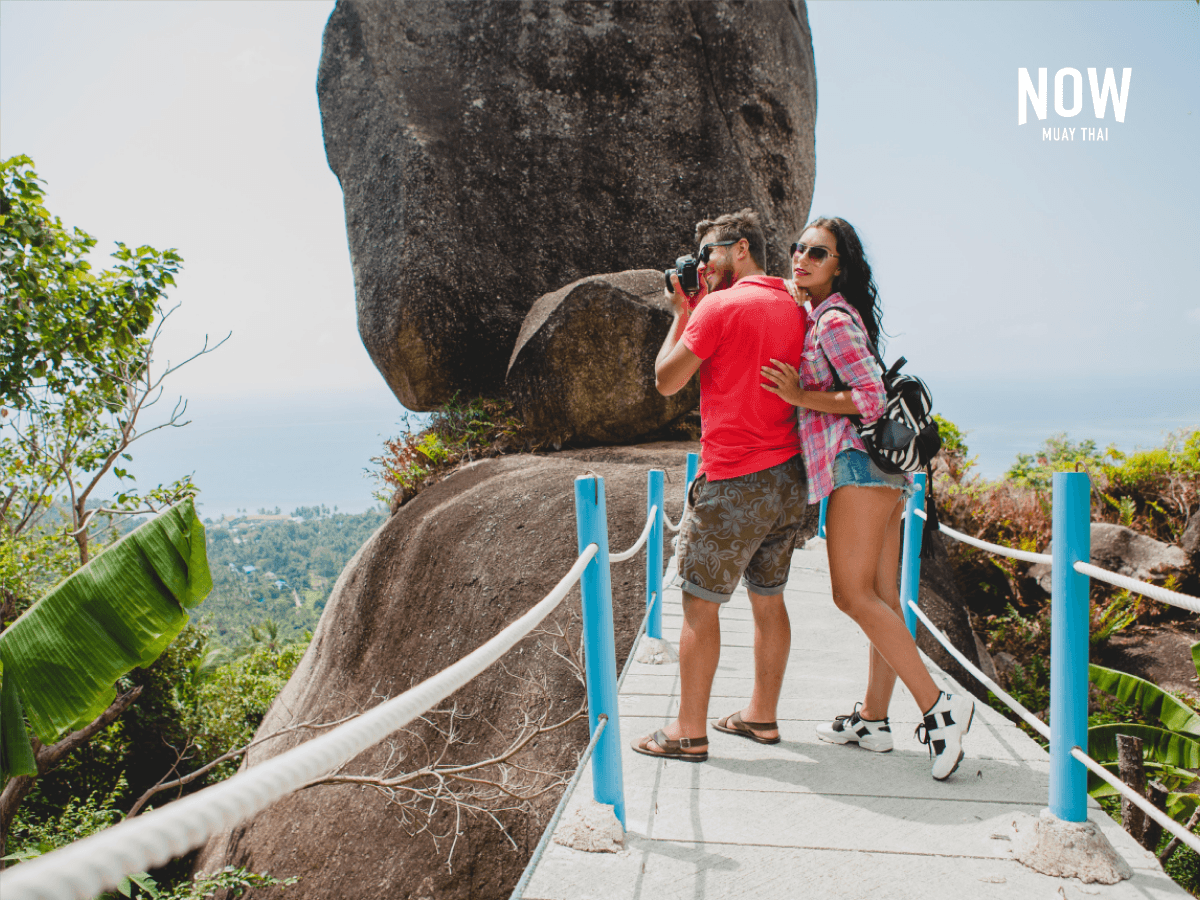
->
xmin=797 ymin=295 xmax=900 ymax=503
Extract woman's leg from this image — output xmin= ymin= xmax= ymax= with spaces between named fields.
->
xmin=825 ymin=486 xmax=939 ymax=714
xmin=860 ymin=498 xmax=904 ymax=720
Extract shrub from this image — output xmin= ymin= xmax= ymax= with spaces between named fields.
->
xmin=371 ymin=394 xmax=525 ymax=504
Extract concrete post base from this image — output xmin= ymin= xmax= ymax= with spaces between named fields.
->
xmin=552 ymin=801 xmax=624 ymax=853
xmin=635 ymin=637 xmax=677 ymax=665
xmin=1012 ymin=809 xmax=1133 ymax=884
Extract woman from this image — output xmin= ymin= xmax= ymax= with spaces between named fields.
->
xmin=760 ymin=217 xmax=973 ymax=780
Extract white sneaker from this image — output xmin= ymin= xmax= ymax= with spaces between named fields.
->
xmin=816 ymin=703 xmax=893 ymax=752
xmin=916 ymin=691 xmax=975 ymax=780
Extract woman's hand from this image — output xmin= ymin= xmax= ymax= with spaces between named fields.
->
xmin=785 ymin=279 xmax=810 ymax=308
xmin=761 ymin=359 xmax=807 ymax=407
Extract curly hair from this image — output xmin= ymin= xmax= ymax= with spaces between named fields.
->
xmin=805 ymin=216 xmax=883 ymax=350
xmin=694 ymin=207 xmax=766 ymax=270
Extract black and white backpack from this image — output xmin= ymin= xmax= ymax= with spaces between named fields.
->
xmin=813 ymin=305 xmax=942 ymax=476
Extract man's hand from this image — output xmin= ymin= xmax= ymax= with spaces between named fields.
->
xmin=664 ymin=269 xmax=708 ymax=314
xmin=656 ymin=271 xmax=704 ymax=396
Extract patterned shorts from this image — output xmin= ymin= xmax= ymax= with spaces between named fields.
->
xmin=676 ymin=454 xmax=812 ymax=604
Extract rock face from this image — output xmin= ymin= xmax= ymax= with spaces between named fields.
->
xmin=1028 ymin=523 xmax=1190 ymax=595
xmin=196 ymin=446 xmax=691 ymax=900
xmin=318 ymin=0 xmax=817 ymax=413
xmin=1182 ymin=513 xmax=1200 ymax=562
xmin=506 ymin=270 xmax=699 ymax=443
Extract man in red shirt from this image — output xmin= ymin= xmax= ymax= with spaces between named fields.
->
xmin=632 ymin=208 xmax=811 ymax=762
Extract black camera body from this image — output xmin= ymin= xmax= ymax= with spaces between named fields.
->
xmin=664 ymin=255 xmax=700 ymax=296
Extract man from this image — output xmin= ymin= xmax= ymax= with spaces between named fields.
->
xmin=632 ymin=208 xmax=809 ymax=761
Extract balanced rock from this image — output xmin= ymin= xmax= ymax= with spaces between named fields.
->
xmin=506 ymin=269 xmax=698 ymax=443
xmin=318 ymin=0 xmax=817 ymax=410
xmin=1028 ymin=523 xmax=1190 ymax=594
xmin=196 ymin=446 xmax=690 ymax=900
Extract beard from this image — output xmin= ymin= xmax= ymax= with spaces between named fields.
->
xmin=705 ymin=261 xmax=736 ymax=293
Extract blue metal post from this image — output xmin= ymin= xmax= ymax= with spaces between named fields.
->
xmin=818 ymin=496 xmax=828 ymax=539
xmin=1049 ymin=471 xmax=1091 ymax=822
xmin=685 ymin=452 xmax=699 ymax=492
xmin=899 ymin=473 xmax=927 ymax=638
xmin=574 ymin=475 xmax=626 ymax=827
xmin=646 ymin=470 xmax=665 ymax=641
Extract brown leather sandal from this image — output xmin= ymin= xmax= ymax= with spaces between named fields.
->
xmin=713 ymin=710 xmax=781 ymax=745
xmin=631 ymin=729 xmax=709 ymax=762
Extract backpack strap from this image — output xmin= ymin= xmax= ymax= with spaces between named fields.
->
xmin=810 ymin=301 xmax=886 ymax=393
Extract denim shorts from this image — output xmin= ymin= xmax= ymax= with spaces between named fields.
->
xmin=831 ymin=448 xmax=914 ymax=496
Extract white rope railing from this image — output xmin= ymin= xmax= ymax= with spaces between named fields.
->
xmin=0 ymin=545 xmax=600 ymax=900
xmin=905 ymin=600 xmax=1049 ymax=741
xmin=1069 ymin=748 xmax=1200 ymax=855
xmin=912 ymin=508 xmax=1051 ymax=564
xmin=610 ymin=505 xmax=657 ymax=562
xmin=908 ymin=598 xmax=1200 ymax=855
xmin=1074 ymin=562 xmax=1200 ymax=615
xmin=912 ymin=508 xmax=1200 ymax=612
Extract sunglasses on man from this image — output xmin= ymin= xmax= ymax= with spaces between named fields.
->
xmin=697 ymin=240 xmax=738 ymax=263
xmin=789 ymin=242 xmax=838 ymax=265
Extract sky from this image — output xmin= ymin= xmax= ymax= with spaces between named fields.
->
xmin=1 ymin=1 xmax=1197 ymax=517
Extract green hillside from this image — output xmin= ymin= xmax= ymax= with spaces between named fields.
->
xmin=196 ymin=506 xmax=387 ymax=646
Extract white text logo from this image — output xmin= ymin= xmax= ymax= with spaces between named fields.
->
xmin=1018 ymin=68 xmax=1132 ymax=125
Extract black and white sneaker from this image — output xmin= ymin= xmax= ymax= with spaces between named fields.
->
xmin=916 ymin=691 xmax=975 ymax=780
xmin=816 ymin=702 xmax=893 ymax=752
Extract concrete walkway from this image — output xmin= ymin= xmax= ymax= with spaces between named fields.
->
xmin=524 ymin=540 xmax=1187 ymax=899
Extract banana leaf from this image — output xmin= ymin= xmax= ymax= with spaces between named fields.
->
xmin=1168 ymin=793 xmax=1200 ymax=821
xmin=1089 ymin=664 xmax=1200 ymax=737
xmin=0 ymin=500 xmax=210 ymax=778
xmin=1192 ymin=642 xmax=1200 ymax=683
xmin=1088 ymin=723 xmax=1200 ymax=773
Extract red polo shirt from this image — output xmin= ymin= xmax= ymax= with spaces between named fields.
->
xmin=681 ymin=275 xmax=806 ymax=481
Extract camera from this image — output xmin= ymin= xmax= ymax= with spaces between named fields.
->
xmin=664 ymin=255 xmax=700 ymax=295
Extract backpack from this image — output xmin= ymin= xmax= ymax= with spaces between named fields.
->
xmin=812 ymin=304 xmax=942 ymax=476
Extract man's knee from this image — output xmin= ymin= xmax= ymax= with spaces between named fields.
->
xmin=682 ymin=592 xmax=722 ymax=625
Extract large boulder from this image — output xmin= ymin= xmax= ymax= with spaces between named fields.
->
xmin=506 ymin=269 xmax=699 ymax=443
xmin=196 ymin=446 xmax=691 ymax=900
xmin=318 ymin=0 xmax=817 ymax=411
xmin=1028 ymin=523 xmax=1190 ymax=594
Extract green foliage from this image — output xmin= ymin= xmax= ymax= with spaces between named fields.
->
xmin=196 ymin=508 xmax=385 ymax=647
xmin=1087 ymin=659 xmax=1200 ymax=853
xmin=372 ymin=394 xmax=524 ymax=501
xmin=0 ymin=500 xmax=211 ymax=777
xmin=1090 ymin=592 xmax=1139 ymax=647
xmin=1 ymin=156 xmax=180 ymax=413
xmin=4 ymin=775 xmax=127 ymax=860
xmin=1005 ymin=432 xmax=1108 ymax=490
xmin=933 ymin=414 xmax=969 ymax=457
xmin=183 ymin=638 xmax=309 ymax=780
xmin=1102 ymin=428 xmax=1200 ymax=541
xmin=1089 ymin=663 xmax=1200 ymax=738
xmin=150 ymin=867 xmax=297 ymax=900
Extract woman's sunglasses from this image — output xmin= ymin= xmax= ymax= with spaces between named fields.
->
xmin=790 ymin=242 xmax=838 ymax=265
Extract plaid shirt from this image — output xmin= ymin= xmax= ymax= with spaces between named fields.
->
xmin=797 ymin=295 xmax=905 ymax=503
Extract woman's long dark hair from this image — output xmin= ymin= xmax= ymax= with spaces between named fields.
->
xmin=806 ymin=216 xmax=883 ymax=350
